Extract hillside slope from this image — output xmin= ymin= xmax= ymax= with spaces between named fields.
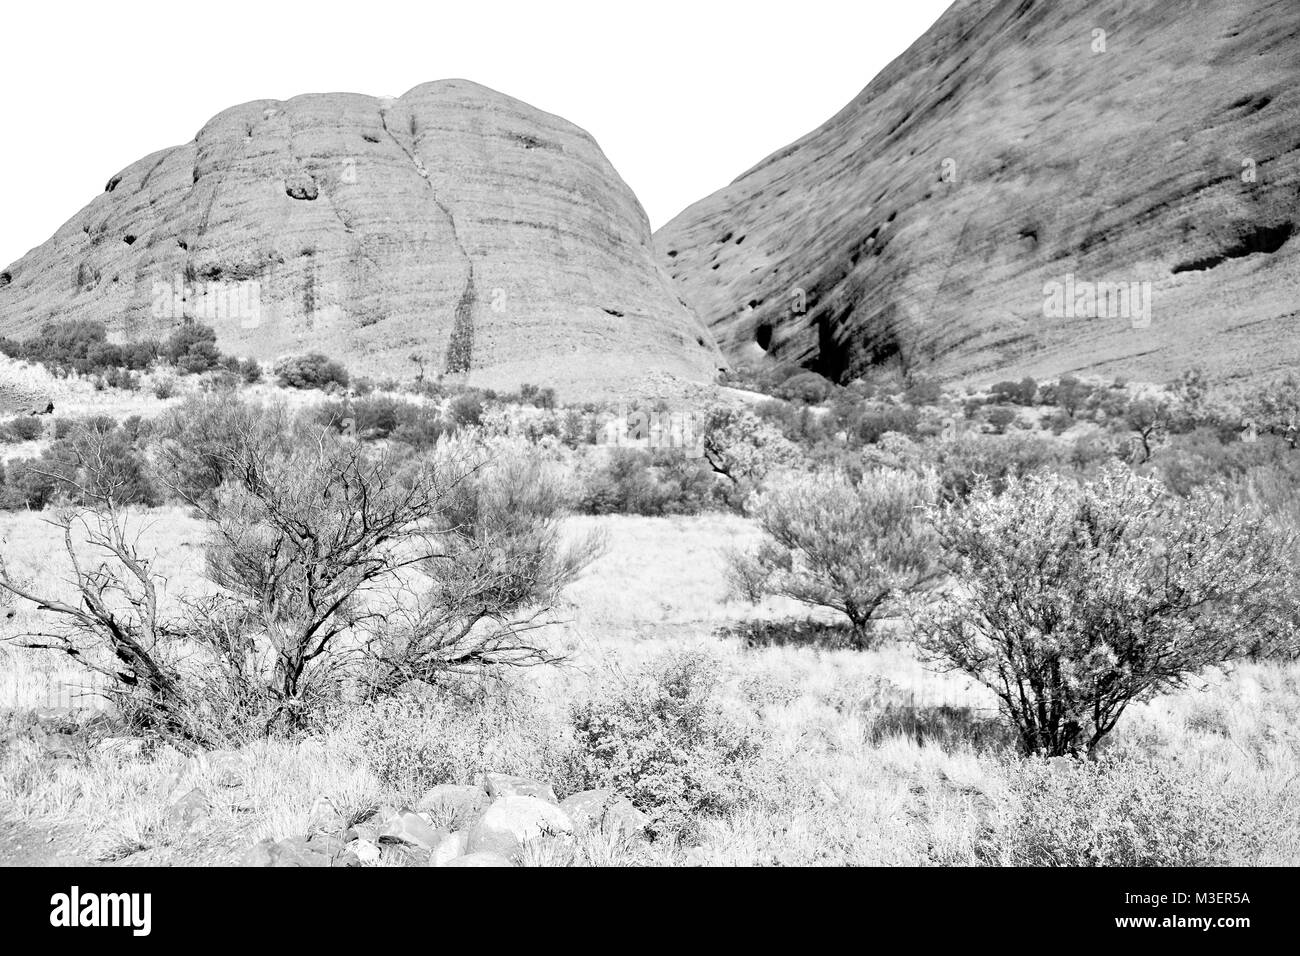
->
xmin=0 ymin=80 xmax=723 ymax=400
xmin=655 ymin=0 xmax=1300 ymax=387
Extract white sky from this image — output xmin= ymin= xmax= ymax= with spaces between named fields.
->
xmin=0 ymin=0 xmax=952 ymax=268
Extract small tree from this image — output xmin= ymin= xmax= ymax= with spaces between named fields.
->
xmin=274 ymin=352 xmax=350 ymax=391
xmin=364 ymin=442 xmax=601 ymax=690
xmin=702 ymin=405 xmax=798 ymax=507
xmin=730 ymin=468 xmax=939 ymax=645
xmin=911 ymin=464 xmax=1291 ymax=755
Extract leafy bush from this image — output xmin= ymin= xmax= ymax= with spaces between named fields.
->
xmin=8 ymin=320 xmax=159 ymax=377
xmin=0 ymin=417 xmax=42 ymax=443
xmin=775 ymin=371 xmax=836 ymax=405
xmin=164 ymin=320 xmax=223 ymax=374
xmin=577 ymin=449 xmax=715 ymax=516
xmin=447 ymin=391 xmax=486 ymax=429
xmin=702 ymin=405 xmax=799 ymax=506
xmin=841 ymin=403 xmax=922 ymax=445
xmin=983 ymin=753 xmax=1241 ymax=866
xmin=570 ymin=652 xmax=765 ymax=839
xmin=336 ymin=690 xmax=576 ymax=801
xmin=730 ymin=468 xmax=939 ymax=642
xmin=1040 ymin=375 xmax=1094 ymax=418
xmin=988 ymin=377 xmax=1038 ymax=406
xmin=274 ymin=352 xmax=350 ymax=391
xmin=912 ymin=464 xmax=1293 ymax=755
xmin=981 ymin=405 xmax=1019 ymax=434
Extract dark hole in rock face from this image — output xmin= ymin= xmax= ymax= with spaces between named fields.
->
xmin=719 ymin=231 xmax=734 ymax=243
xmin=363 ymin=133 xmax=380 ymax=143
xmin=1172 ymin=222 xmax=1294 ymax=274
xmin=286 ymin=181 xmax=319 ymax=201
xmin=105 ymin=175 xmax=122 ymax=193
xmin=603 ymin=308 xmax=624 ymax=317
xmin=0 ymin=271 xmax=11 ymax=287
xmin=697 ymin=336 xmax=706 ymax=347
xmin=755 ymin=322 xmax=774 ymax=352
xmin=666 ymin=250 xmax=678 ymax=258
xmin=123 ymin=234 xmax=137 ymax=245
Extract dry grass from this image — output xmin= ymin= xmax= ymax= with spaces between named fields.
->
xmin=1 ymin=511 xmax=1296 ymax=865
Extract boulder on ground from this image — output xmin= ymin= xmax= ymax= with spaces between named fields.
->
xmin=467 ymin=795 xmax=573 ymax=862
xmin=239 ymin=836 xmax=332 ymax=867
xmin=416 ymin=784 xmax=490 ymax=820
xmin=478 ymin=773 xmax=557 ymax=803
xmin=377 ymin=809 xmax=439 ymax=850
xmin=560 ymin=789 xmax=649 ymax=838
xmin=427 ymin=829 xmax=467 ymax=867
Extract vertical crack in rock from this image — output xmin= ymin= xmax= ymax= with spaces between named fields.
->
xmin=379 ymin=105 xmax=477 ymax=372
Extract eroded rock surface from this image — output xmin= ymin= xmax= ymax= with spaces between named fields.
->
xmin=656 ymin=0 xmax=1300 ymax=386
xmin=0 ymin=80 xmax=722 ymax=400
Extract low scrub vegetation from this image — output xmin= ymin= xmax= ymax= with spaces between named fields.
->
xmin=1 ymin=361 xmax=1298 ymax=866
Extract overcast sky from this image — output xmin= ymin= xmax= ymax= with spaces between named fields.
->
xmin=0 ymin=0 xmax=952 ymax=268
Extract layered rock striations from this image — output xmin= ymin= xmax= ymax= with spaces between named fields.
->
xmin=0 ymin=80 xmax=723 ymax=398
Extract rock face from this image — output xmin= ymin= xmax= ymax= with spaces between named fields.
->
xmin=0 ymin=80 xmax=723 ymax=399
xmin=656 ymin=0 xmax=1300 ymax=387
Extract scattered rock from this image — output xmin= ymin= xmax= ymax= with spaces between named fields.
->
xmin=239 ymin=836 xmax=332 ymax=867
xmin=467 ymin=796 xmax=573 ymax=862
xmin=353 ymin=839 xmax=381 ymax=865
xmin=444 ymin=851 xmax=514 ymax=868
xmin=427 ymin=829 xmax=467 ymax=867
xmin=416 ymin=784 xmax=490 ymax=820
xmin=165 ymin=788 xmax=212 ymax=831
xmin=479 ymin=773 xmax=557 ymax=803
xmin=377 ymin=810 xmax=439 ymax=850
xmin=560 ymin=789 xmax=649 ymax=839
xmin=306 ymin=795 xmax=345 ymax=833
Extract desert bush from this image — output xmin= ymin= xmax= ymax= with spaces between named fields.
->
xmin=880 ymin=430 xmax=1065 ymax=501
xmin=8 ymin=319 xmax=159 ymax=377
xmin=0 ymin=416 xmax=43 ymax=443
xmin=163 ymin=320 xmax=223 ymax=374
xmin=988 ymin=377 xmax=1038 ymax=407
xmin=362 ymin=440 xmax=602 ymax=693
xmin=981 ymin=404 xmax=1019 ymax=434
xmin=730 ymin=468 xmax=939 ymax=643
xmin=334 ymin=686 xmax=578 ymax=802
xmin=702 ymin=405 xmax=800 ymax=506
xmin=447 ymin=391 xmax=486 ymax=429
xmin=1040 ymin=375 xmax=1093 ymax=418
xmin=842 ymin=403 xmax=921 ymax=445
xmin=900 ymin=375 xmax=943 ymax=407
xmin=983 ymin=753 xmax=1241 ymax=866
xmin=0 ymin=424 xmax=156 ymax=509
xmin=577 ymin=449 xmax=714 ymax=516
xmin=1 ymin=416 xmax=592 ymax=741
xmin=569 ymin=652 xmax=765 ymax=839
xmin=1243 ymin=372 xmax=1300 ymax=447
xmin=775 ymin=371 xmax=836 ymax=405
xmin=753 ymin=399 xmax=829 ymax=446
xmin=912 ymin=464 xmax=1293 ymax=755
xmin=150 ymin=395 xmax=296 ymax=504
xmin=274 ymin=352 xmax=350 ymax=391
